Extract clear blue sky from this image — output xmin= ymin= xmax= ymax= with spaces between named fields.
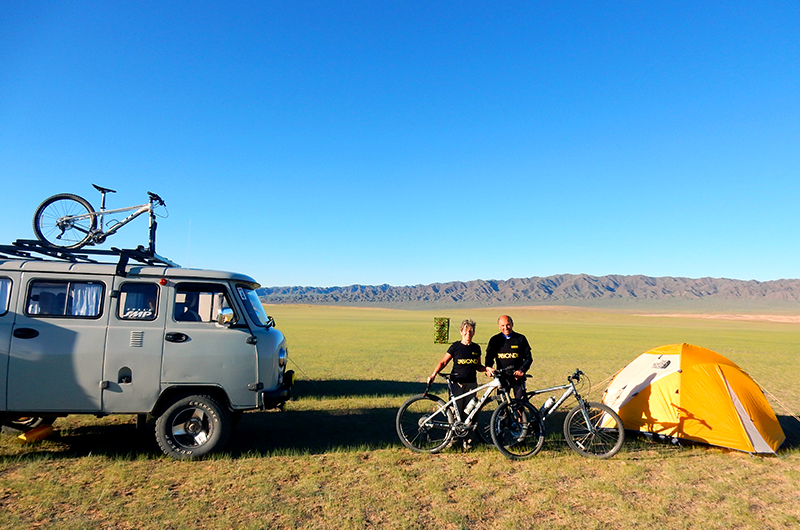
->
xmin=1 ymin=2 xmax=798 ymax=287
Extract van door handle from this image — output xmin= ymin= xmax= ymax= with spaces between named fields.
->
xmin=13 ymin=328 xmax=39 ymax=339
xmin=165 ymin=332 xmax=188 ymax=343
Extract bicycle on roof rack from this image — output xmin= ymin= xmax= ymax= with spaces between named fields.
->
xmin=32 ymin=184 xmax=167 ymax=251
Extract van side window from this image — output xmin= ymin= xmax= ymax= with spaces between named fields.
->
xmin=118 ymin=283 xmax=159 ymax=320
xmin=0 ymin=278 xmax=11 ymax=316
xmin=174 ymin=283 xmax=235 ymax=324
xmin=26 ymin=280 xmax=104 ymax=318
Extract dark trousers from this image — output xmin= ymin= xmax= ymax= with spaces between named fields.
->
xmin=449 ymin=380 xmax=478 ymax=422
xmin=511 ymin=380 xmax=527 ymax=401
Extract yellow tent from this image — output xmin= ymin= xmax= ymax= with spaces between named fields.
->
xmin=602 ymin=343 xmax=785 ymax=454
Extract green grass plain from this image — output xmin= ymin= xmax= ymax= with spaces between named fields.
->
xmin=1 ymin=304 xmax=799 ymax=529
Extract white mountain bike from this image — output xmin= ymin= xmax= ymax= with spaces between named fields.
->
xmin=395 ymin=368 xmax=522 ymax=453
xmin=491 ymin=368 xmax=625 ymax=460
xmin=32 ymin=184 xmax=166 ymax=250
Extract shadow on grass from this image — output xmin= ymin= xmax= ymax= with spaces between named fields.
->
xmin=292 ymin=379 xmax=436 ymax=399
xmin=779 ymin=415 xmax=800 ymax=450
xmin=231 ymin=407 xmax=400 ymax=455
xmin=0 ymin=379 xmax=432 ymax=461
xmin=618 ymin=414 xmax=800 ymax=453
xmin=3 ymin=392 xmax=797 ymax=462
xmin=0 ymin=421 xmax=159 ymax=461
xmin=0 ymin=405 xmax=404 ymax=461
xmin=0 ymin=407 xmax=613 ymax=461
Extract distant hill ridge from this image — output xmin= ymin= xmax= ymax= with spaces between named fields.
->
xmin=258 ymin=273 xmax=800 ymax=308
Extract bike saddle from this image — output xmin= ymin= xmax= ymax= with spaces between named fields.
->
xmin=93 ymin=184 xmax=117 ymax=194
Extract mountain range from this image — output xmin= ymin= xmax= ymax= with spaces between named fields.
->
xmin=258 ymin=273 xmax=800 ymax=309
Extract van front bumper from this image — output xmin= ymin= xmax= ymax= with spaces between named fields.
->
xmin=258 ymin=370 xmax=294 ymax=410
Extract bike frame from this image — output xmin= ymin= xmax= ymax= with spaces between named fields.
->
xmin=424 ymin=376 xmax=505 ymax=428
xmin=97 ymin=203 xmax=151 ymax=235
xmin=57 ymin=191 xmax=161 ymax=252
xmin=527 ymin=375 xmax=595 ymax=431
xmin=60 ymin=202 xmax=148 ymax=234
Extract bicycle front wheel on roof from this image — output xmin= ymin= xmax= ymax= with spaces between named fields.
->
xmin=32 ymin=193 xmax=96 ymax=249
xmin=563 ymin=402 xmax=625 ymax=459
xmin=396 ymin=394 xmax=454 ymax=453
xmin=490 ymin=400 xmax=544 ymax=460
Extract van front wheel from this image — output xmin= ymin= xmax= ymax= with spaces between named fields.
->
xmin=155 ymin=395 xmax=231 ymax=459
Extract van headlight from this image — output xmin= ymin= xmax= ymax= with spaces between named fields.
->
xmin=278 ymin=347 xmax=287 ymax=367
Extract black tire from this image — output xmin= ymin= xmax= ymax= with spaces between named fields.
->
xmin=155 ymin=395 xmax=232 ymax=460
xmin=490 ymin=400 xmax=545 ymax=460
xmin=475 ymin=395 xmax=500 ymax=444
xmin=1 ymin=416 xmax=55 ymax=436
xmin=563 ymin=402 xmax=625 ymax=459
xmin=396 ymin=394 xmax=453 ymax=453
xmin=32 ymin=193 xmax=96 ymax=249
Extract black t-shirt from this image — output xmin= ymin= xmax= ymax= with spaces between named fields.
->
xmin=446 ymin=341 xmax=482 ymax=383
xmin=485 ymin=331 xmax=532 ymax=373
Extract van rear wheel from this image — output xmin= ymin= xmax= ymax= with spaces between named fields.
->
xmin=155 ymin=395 xmax=231 ymax=459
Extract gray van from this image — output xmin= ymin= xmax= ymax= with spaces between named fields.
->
xmin=0 ymin=245 xmax=293 ymax=459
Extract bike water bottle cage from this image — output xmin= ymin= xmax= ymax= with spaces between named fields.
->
xmin=92 ymin=184 xmax=117 ymax=194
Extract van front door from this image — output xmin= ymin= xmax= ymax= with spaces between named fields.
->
xmin=162 ymin=282 xmax=257 ymax=408
xmin=8 ymin=276 xmax=111 ymax=412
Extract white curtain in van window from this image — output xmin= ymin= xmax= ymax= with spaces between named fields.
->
xmin=70 ymin=283 xmax=103 ymax=317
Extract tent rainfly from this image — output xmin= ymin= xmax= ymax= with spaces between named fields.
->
xmin=602 ymin=343 xmax=785 ymax=454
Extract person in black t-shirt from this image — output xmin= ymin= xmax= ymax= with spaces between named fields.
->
xmin=427 ymin=319 xmax=493 ymax=438
xmin=485 ymin=315 xmax=532 ymax=400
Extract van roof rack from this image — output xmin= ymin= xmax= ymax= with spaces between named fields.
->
xmin=0 ymin=239 xmax=180 ymax=277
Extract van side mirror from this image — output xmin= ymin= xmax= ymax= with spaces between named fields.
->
xmin=217 ymin=307 xmax=235 ymax=326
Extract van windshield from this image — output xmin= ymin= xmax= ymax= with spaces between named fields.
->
xmin=237 ymin=286 xmax=273 ymax=328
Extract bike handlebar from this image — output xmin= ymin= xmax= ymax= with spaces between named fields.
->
xmin=567 ymin=368 xmax=584 ymax=382
xmin=491 ymin=366 xmax=531 ymax=379
xmin=427 ymin=366 xmax=527 ymax=390
xmin=147 ymin=191 xmax=165 ymax=206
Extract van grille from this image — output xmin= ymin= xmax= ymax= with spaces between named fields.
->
xmin=130 ymin=331 xmax=144 ymax=347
